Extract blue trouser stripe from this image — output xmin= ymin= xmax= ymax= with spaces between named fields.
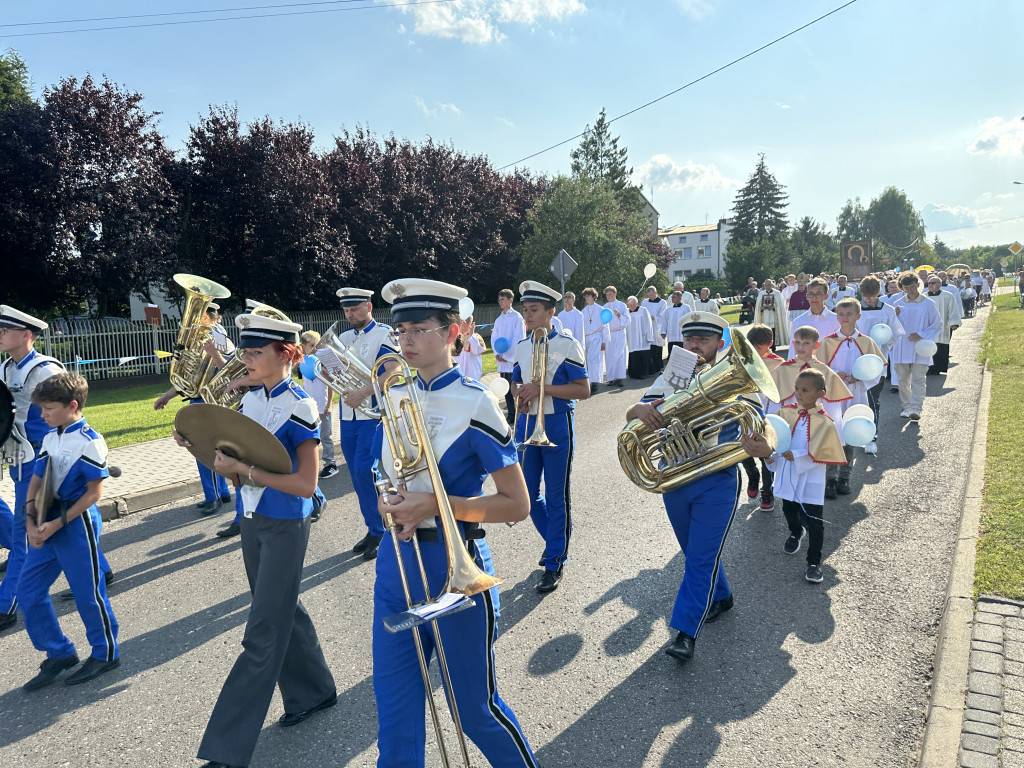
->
xmin=18 ymin=506 xmax=119 ymax=661
xmin=372 ymin=536 xmax=537 ymax=767
xmin=663 ymin=469 xmax=740 ymax=639
xmin=198 ymin=458 xmax=229 ymax=502
xmin=0 ymin=462 xmax=35 ymax=613
xmin=517 ymin=411 xmax=575 ymax=570
xmin=340 ymin=418 xmax=384 ymax=537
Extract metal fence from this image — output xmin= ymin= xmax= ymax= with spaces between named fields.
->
xmin=12 ymin=304 xmax=505 ymax=382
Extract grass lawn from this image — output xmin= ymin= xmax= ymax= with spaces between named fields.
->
xmin=976 ymin=291 xmax=1024 ymax=599
xmin=85 ymin=381 xmax=184 ymax=449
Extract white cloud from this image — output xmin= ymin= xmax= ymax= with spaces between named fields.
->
xmin=495 ymin=115 xmax=516 ymax=127
xmin=776 ymin=102 xmax=791 ymax=110
xmin=632 ymin=154 xmax=740 ymax=193
xmin=413 ymin=96 xmax=463 ymax=118
xmin=967 ymin=116 xmax=1024 ymax=158
xmin=397 ymin=23 xmax=406 ymax=33
xmin=672 ymin=0 xmax=719 ymax=20
xmin=388 ymin=0 xmax=585 ymax=45
xmin=922 ymin=202 xmax=978 ymax=231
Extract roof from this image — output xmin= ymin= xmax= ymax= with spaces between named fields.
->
xmin=659 ymin=223 xmax=719 ymax=236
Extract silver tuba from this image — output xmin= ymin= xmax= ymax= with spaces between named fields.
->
xmin=313 ymin=321 xmax=378 ymax=418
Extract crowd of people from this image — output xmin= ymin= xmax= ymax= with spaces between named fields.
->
xmin=0 ymin=260 xmax=1000 ymax=767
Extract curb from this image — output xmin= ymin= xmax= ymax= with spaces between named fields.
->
xmin=917 ymin=362 xmax=992 ymax=767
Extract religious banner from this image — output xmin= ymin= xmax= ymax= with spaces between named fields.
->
xmin=840 ymin=240 xmax=873 ymax=280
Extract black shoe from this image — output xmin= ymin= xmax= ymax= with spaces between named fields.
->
xmin=805 ymin=563 xmax=824 ymax=583
xmin=784 ymin=528 xmax=805 ymax=555
xmin=590 ymin=384 xmax=599 ymax=395
xmin=0 ymin=610 xmax=17 ymax=631
xmin=200 ymin=762 xmax=246 ymax=768
xmin=665 ymin=632 xmax=695 ymax=663
xmin=352 ymin=534 xmax=374 ymax=553
xmin=311 ymin=497 xmax=327 ymax=523
xmin=196 ymin=500 xmax=219 ymax=515
xmin=705 ymin=594 xmax=734 ymax=624
xmin=319 ymin=464 xmax=339 ymax=480
xmin=65 ymin=656 xmax=120 ymax=686
xmin=537 ymin=568 xmax=563 ymax=593
xmin=24 ymin=654 xmax=79 ymax=691
xmin=219 ymin=495 xmax=231 ymax=505
xmin=745 ymin=483 xmax=758 ymax=499
xmin=362 ymin=536 xmax=383 ymax=561
xmin=836 ymin=478 xmax=851 ymax=495
xmin=760 ymin=489 xmax=775 ymax=511
xmin=538 ymin=553 xmax=546 ymax=567
xmin=824 ymin=480 xmax=838 ymax=499
xmin=279 ymin=691 xmax=337 ymax=727
xmin=105 ymin=570 xmax=114 ymax=586
xmin=216 ymin=521 xmax=241 ymax=538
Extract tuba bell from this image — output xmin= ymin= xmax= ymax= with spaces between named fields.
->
xmin=200 ymin=302 xmax=291 ymax=409
xmin=617 ymin=330 xmax=779 ymax=494
xmin=312 ymin=321 xmax=378 ymax=418
xmin=168 ymin=274 xmax=232 ymax=399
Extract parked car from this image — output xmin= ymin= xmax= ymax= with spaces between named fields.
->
xmin=52 ymin=316 xmax=137 ymax=335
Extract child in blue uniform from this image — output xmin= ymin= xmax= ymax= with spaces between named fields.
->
xmin=511 ymin=281 xmax=590 ymax=593
xmin=177 ymin=313 xmax=337 ymax=768
xmin=20 ymin=372 xmax=120 ymax=689
xmin=374 ymin=278 xmax=539 ymax=768
xmin=625 ymin=312 xmax=774 ymax=664
xmin=0 ymin=305 xmax=66 ymax=632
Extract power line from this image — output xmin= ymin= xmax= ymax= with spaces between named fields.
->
xmin=497 ymin=0 xmax=861 ymax=171
xmin=930 ymin=215 xmax=1024 ymax=233
xmin=0 ymin=0 xmax=457 ymax=38
xmin=0 ymin=1 xmax=375 ymax=28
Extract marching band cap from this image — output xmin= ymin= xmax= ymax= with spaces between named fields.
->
xmin=680 ymin=311 xmax=730 ymax=337
xmin=519 ymin=281 xmax=561 ymax=305
xmin=336 ymin=287 xmax=374 ymax=307
xmin=381 ymin=278 xmax=467 ymax=324
xmin=0 ymin=305 xmax=47 ymax=333
xmin=245 ymin=299 xmax=269 ymax=311
xmin=234 ymin=313 xmax=302 ymax=348
xmin=207 ymin=302 xmax=221 ymax=311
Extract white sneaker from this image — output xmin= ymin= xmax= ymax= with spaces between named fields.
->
xmin=900 ymin=409 xmax=911 ymax=418
xmin=909 ymin=411 xmax=921 ymax=421
xmin=864 ymin=441 xmax=877 ymax=455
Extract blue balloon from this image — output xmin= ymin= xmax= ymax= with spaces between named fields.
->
xmin=842 ymin=416 xmax=876 ymax=448
xmin=765 ymin=414 xmax=791 ymax=454
xmin=493 ymin=336 xmax=511 ymax=355
xmin=868 ymin=323 xmax=893 ymax=346
xmin=722 ymin=326 xmax=731 ymax=348
xmin=299 ymin=355 xmax=319 ymax=381
xmin=852 ymin=353 xmax=884 ymax=381
xmin=600 ymin=308 xmax=613 ymax=324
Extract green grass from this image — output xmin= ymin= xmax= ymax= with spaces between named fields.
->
xmin=84 ymin=382 xmax=185 ymax=449
xmin=976 ymin=292 xmax=1024 ymax=599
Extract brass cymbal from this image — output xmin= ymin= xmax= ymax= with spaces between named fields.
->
xmin=175 ymin=404 xmax=291 ymax=487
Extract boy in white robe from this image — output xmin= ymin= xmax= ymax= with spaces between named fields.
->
xmin=602 ymin=286 xmax=629 ymax=385
xmin=580 ymin=287 xmax=608 ymax=393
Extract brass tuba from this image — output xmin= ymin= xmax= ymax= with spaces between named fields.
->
xmin=618 ymin=330 xmax=779 ymax=494
xmin=200 ymin=301 xmax=291 ymax=409
xmin=312 ymin=321 xmax=378 ymax=418
xmin=517 ymin=327 xmax=555 ymax=447
xmin=373 ymin=352 xmax=503 ymax=767
xmin=168 ymin=274 xmax=231 ymax=399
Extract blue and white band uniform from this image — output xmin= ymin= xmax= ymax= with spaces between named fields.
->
xmin=511 ymin=328 xmax=588 ymax=572
xmin=328 ymin=318 xmax=398 ymax=422
xmin=372 ymin=364 xmax=539 ymax=767
xmin=21 ymin=419 xmax=118 ymax=662
xmin=0 ymin=348 xmax=65 ymax=616
xmin=640 ymin=372 xmax=759 ymax=640
xmin=237 ymin=379 xmax=321 ymax=518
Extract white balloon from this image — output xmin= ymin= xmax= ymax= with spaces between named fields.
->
xmin=915 ymin=339 xmax=938 ymax=358
xmin=843 ymin=404 xmax=874 ymax=426
xmin=458 ymin=297 xmax=475 ymax=321
xmin=643 ymin=263 xmax=657 ymax=279
xmin=765 ymin=414 xmax=791 ymax=455
xmin=488 ymin=377 xmax=510 ymax=398
xmin=842 ymin=416 xmax=876 ymax=448
xmin=868 ymin=323 xmax=893 ymax=346
xmin=851 ymin=354 xmax=884 ymax=381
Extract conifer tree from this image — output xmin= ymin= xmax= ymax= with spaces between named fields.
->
xmin=730 ymin=153 xmax=789 ymax=244
xmin=570 ymin=108 xmax=632 ymax=192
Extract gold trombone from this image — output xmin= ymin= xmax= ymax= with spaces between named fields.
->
xmin=517 ymin=327 xmax=555 ymax=447
xmin=372 ymin=352 xmax=503 ymax=767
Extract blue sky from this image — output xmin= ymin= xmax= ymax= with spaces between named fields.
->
xmin=4 ymin=0 xmax=1023 ymax=249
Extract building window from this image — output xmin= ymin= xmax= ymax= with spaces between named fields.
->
xmin=683 ymin=270 xmax=693 ymax=277
xmin=697 ymin=246 xmax=707 ymax=259
xmin=700 ymin=234 xmax=709 ymax=242
xmin=682 ymin=247 xmax=692 ymax=260
xmin=678 ymin=236 xmax=687 ymax=244
xmin=672 ymin=270 xmax=683 ymax=281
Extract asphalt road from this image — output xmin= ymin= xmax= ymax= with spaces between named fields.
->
xmin=0 ymin=310 xmax=987 ymax=768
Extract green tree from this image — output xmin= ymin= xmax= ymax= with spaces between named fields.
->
xmin=790 ymin=216 xmax=839 ymax=275
xmin=836 ymin=197 xmax=868 ymax=242
xmin=723 ymin=236 xmax=795 ymax=292
xmin=570 ymin=108 xmax=631 ymax=193
xmin=514 ymin=175 xmax=668 ymax=297
xmin=0 ymin=49 xmax=32 ymax=108
xmin=932 ymin=235 xmax=955 ymax=263
xmin=730 ymin=153 xmax=789 ymax=244
xmin=864 ymin=186 xmax=925 ymax=270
